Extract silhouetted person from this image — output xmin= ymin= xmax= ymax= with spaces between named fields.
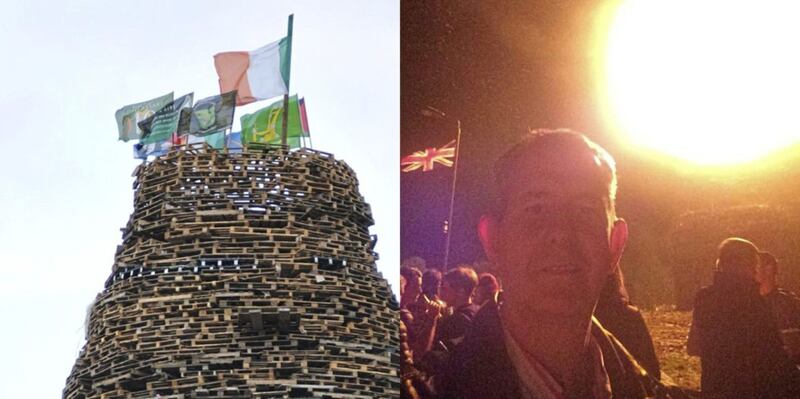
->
xmin=417 ymin=266 xmax=479 ymax=381
xmin=758 ymin=251 xmax=800 ymax=361
xmin=402 ymin=266 xmax=444 ymax=362
xmin=473 ymin=272 xmax=501 ymax=306
xmin=594 ymin=267 xmax=661 ymax=380
xmin=687 ymin=238 xmax=800 ymax=398
xmin=435 ymin=266 xmax=480 ymax=351
xmin=402 ymin=319 xmax=436 ymax=399
xmin=439 ymin=129 xmax=686 ymax=398
xmin=401 ymin=266 xmax=423 ymax=310
xmin=422 ymin=269 xmax=447 ymax=310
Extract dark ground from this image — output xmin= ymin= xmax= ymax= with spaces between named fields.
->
xmin=642 ymin=308 xmax=700 ymax=392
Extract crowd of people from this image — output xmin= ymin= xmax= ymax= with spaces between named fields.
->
xmin=400 ymin=129 xmax=800 ymax=398
xmin=399 ymin=261 xmax=669 ymax=398
xmin=399 ymin=265 xmax=489 ymax=396
xmin=400 ymin=265 xmax=500 ymax=397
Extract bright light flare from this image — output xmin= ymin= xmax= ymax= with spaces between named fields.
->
xmin=601 ymin=1 xmax=800 ymax=165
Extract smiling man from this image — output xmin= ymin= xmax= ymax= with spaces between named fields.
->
xmin=439 ymin=129 xmax=684 ymax=399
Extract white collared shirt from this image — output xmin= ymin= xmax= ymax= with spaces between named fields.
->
xmin=502 ymin=327 xmax=612 ymax=399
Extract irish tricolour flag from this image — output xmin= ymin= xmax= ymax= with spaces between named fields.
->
xmin=214 ymin=33 xmax=292 ymax=106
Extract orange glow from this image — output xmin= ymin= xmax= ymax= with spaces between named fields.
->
xmin=598 ymin=1 xmax=800 ymax=165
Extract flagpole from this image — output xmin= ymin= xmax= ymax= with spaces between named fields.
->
xmin=224 ymin=128 xmax=230 ymax=153
xmin=443 ymin=118 xmax=462 ymax=270
xmin=281 ymin=14 xmax=294 ymax=147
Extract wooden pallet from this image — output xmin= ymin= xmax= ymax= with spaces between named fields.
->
xmin=64 ymin=146 xmax=398 ymax=398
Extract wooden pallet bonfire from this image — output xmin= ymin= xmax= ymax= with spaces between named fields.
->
xmin=64 ymin=144 xmax=399 ymax=398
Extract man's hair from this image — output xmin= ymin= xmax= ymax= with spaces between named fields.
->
xmin=493 ymin=128 xmax=617 ymax=217
xmin=422 ymin=269 xmax=442 ymax=297
xmin=400 ymin=266 xmax=422 ymax=282
xmin=443 ymin=266 xmax=479 ymax=296
xmin=477 ymin=272 xmax=500 ymax=293
xmin=717 ymin=237 xmax=759 ymax=272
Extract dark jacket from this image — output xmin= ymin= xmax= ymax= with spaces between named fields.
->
xmin=764 ymin=287 xmax=800 ymax=331
xmin=689 ymin=272 xmax=800 ymax=398
xmin=420 ymin=303 xmax=481 ymax=377
xmin=595 ymin=301 xmax=661 ymax=380
xmin=764 ymin=287 xmax=800 ymax=361
xmin=435 ymin=303 xmax=480 ymax=351
xmin=438 ymin=303 xmax=688 ymax=399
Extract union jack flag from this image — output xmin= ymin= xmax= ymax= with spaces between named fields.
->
xmin=401 ymin=140 xmax=456 ymax=172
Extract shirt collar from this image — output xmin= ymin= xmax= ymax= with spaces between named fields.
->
xmin=502 ymin=325 xmax=612 ymax=399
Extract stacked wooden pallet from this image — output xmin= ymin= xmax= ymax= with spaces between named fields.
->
xmin=64 ymin=144 xmax=398 ymax=398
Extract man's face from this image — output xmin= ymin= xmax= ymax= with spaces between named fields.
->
xmin=473 ymin=286 xmax=492 ymax=305
xmin=406 ymin=276 xmax=421 ymax=299
xmin=195 ymin=106 xmax=216 ymax=129
xmin=440 ymin=281 xmax=456 ymax=304
xmin=123 ymin=116 xmax=135 ymax=135
xmin=486 ymin=150 xmax=619 ymax=323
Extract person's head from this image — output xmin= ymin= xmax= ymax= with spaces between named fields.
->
xmin=477 ymin=129 xmax=628 ymax=324
xmin=441 ymin=266 xmax=478 ymax=306
xmin=716 ymin=237 xmax=760 ymax=281
xmin=194 ymin=103 xmax=217 ymax=130
xmin=473 ymin=272 xmax=501 ymax=305
xmin=122 ymin=114 xmax=135 ymax=137
xmin=400 ymin=266 xmax=422 ymax=307
xmin=757 ymin=251 xmax=778 ymax=289
xmin=421 ymin=269 xmax=443 ymax=299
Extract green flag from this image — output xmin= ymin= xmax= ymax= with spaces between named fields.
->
xmin=115 ymin=92 xmax=173 ymax=142
xmin=240 ymin=95 xmax=306 ymax=148
xmin=139 ymin=93 xmax=194 ymax=144
xmin=177 ymin=91 xmax=237 ymax=136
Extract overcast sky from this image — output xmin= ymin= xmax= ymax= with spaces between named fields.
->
xmin=0 ymin=1 xmax=398 ymax=396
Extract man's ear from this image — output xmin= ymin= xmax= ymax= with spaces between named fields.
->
xmin=609 ymin=218 xmax=628 ymax=269
xmin=478 ymin=215 xmax=499 ymax=261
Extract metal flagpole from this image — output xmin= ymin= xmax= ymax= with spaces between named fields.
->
xmin=281 ymin=14 xmax=294 ymax=147
xmin=443 ymin=118 xmax=462 ymax=270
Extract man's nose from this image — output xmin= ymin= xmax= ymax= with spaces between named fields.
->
xmin=545 ymin=217 xmax=574 ymax=246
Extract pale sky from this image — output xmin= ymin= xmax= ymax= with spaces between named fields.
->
xmin=0 ymin=1 xmax=398 ymax=396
